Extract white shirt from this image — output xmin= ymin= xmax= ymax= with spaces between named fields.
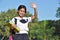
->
xmin=11 ymin=17 xmax=32 ymax=34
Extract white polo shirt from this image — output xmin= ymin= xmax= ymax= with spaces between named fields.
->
xmin=11 ymin=17 xmax=32 ymax=34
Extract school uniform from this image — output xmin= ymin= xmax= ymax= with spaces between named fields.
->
xmin=11 ymin=17 xmax=32 ymax=40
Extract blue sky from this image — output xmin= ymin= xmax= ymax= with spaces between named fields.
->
xmin=0 ymin=0 xmax=59 ymax=21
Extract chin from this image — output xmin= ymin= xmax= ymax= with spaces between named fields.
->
xmin=20 ymin=15 xmax=24 ymax=17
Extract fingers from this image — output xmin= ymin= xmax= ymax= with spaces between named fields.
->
xmin=30 ymin=2 xmax=36 ymax=8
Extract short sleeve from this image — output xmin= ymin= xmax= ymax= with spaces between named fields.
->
xmin=9 ymin=18 xmax=15 ymax=24
xmin=27 ymin=17 xmax=32 ymax=22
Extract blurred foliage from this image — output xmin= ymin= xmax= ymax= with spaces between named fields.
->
xmin=0 ymin=9 xmax=60 ymax=40
xmin=56 ymin=7 xmax=60 ymax=18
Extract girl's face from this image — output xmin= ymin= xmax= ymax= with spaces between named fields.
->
xmin=18 ymin=8 xmax=25 ymax=17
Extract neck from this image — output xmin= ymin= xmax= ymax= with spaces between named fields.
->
xmin=18 ymin=16 xmax=23 ymax=18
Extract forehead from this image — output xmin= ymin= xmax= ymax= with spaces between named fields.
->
xmin=19 ymin=8 xmax=25 ymax=11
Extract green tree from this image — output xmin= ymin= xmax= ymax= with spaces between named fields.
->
xmin=0 ymin=9 xmax=37 ymax=40
xmin=56 ymin=7 xmax=60 ymax=18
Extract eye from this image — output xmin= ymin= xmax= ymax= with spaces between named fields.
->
xmin=20 ymin=10 xmax=25 ymax=13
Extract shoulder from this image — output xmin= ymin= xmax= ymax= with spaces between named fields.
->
xmin=23 ymin=17 xmax=31 ymax=19
xmin=13 ymin=17 xmax=21 ymax=20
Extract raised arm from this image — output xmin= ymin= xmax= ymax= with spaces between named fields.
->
xmin=31 ymin=3 xmax=38 ymax=20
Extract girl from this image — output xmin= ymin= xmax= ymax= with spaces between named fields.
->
xmin=10 ymin=3 xmax=37 ymax=40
